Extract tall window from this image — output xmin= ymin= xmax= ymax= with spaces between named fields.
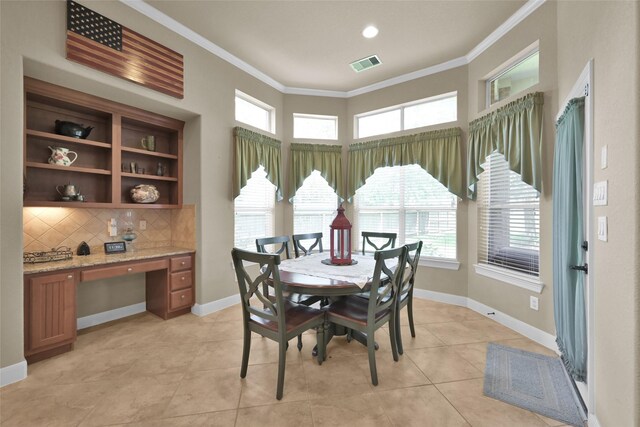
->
xmin=477 ymin=153 xmax=540 ymax=275
xmin=487 ymin=49 xmax=539 ymax=106
xmin=293 ymin=114 xmax=338 ymax=140
xmin=235 ymin=90 xmax=275 ymax=133
xmin=355 ymin=164 xmax=457 ymax=259
xmin=355 ymin=92 xmax=457 ymax=139
xmin=293 ymin=170 xmax=338 ymax=248
xmin=234 ymin=166 xmax=275 ymax=251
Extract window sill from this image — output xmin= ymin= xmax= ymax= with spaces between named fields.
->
xmin=473 ymin=263 xmax=544 ymax=293
xmin=418 ymin=257 xmax=460 ymax=271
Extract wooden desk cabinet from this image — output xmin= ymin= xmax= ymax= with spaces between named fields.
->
xmin=24 ymin=252 xmax=195 ymax=363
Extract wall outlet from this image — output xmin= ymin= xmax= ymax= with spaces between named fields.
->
xmin=529 ymin=296 xmax=539 ymax=311
xmin=139 ymin=220 xmax=147 ymax=230
xmin=598 ymin=216 xmax=608 ymax=241
xmin=601 ymin=145 xmax=608 ymax=169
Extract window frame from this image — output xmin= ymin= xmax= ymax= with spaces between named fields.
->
xmin=354 ymin=91 xmax=457 ymax=139
xmin=293 ymin=113 xmax=338 ymax=140
xmin=235 ymin=89 xmax=276 ymax=134
xmin=354 ymin=164 xmax=459 ymax=269
xmin=233 ymin=166 xmax=276 ymax=251
xmin=485 ymin=42 xmax=539 ymax=108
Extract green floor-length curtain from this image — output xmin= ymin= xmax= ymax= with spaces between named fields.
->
xmin=553 ymin=97 xmax=586 ymax=382
xmin=233 ymin=126 xmax=283 ymax=201
xmin=347 ymin=127 xmax=463 ymax=201
xmin=467 ymin=92 xmax=544 ymax=199
xmin=289 ymin=143 xmax=343 ymax=202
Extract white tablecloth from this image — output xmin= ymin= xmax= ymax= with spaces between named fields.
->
xmin=279 ymin=253 xmax=384 ymax=288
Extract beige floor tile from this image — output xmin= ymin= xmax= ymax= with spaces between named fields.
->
xmin=425 ymin=321 xmax=489 ymax=345
xmin=462 ymin=319 xmax=522 ymax=341
xmin=79 ymin=373 xmax=184 ymax=426
xmin=535 ymin=412 xmax=571 ymax=426
xmin=164 ymin=368 xmax=242 ymax=417
xmin=437 ymin=379 xmax=549 ymax=427
xmin=378 ymin=385 xmax=470 ymax=426
xmin=121 ymin=410 xmax=237 ymax=426
xmin=405 ymin=304 xmax=486 ymax=325
xmin=239 ymin=362 xmax=308 ymax=407
xmin=495 ymin=338 xmax=559 ymax=357
xmin=353 ymin=349 xmax=431 ymax=390
xmin=406 ymin=347 xmax=484 ymax=383
xmin=310 ymin=393 xmax=391 ymax=426
xmin=451 ymin=342 xmax=490 ymax=371
xmin=302 ymin=355 xmax=373 ymax=400
xmin=127 ymin=343 xmax=200 ymax=376
xmin=235 ymin=401 xmax=314 ymax=427
xmin=394 ymin=323 xmax=447 ymax=351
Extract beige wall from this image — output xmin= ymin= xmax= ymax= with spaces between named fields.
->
xmin=466 ymin=2 xmax=558 ymax=334
xmin=556 ymin=2 xmax=640 ymax=425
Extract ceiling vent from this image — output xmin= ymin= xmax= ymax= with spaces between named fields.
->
xmin=350 ymin=55 xmax=382 ymax=73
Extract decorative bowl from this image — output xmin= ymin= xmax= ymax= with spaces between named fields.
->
xmin=130 ymin=184 xmax=160 ymax=203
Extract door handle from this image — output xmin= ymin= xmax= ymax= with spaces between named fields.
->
xmin=570 ymin=263 xmax=588 ymax=274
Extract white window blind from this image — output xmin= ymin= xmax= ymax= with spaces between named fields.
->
xmin=293 ymin=170 xmax=338 ymax=248
xmin=477 ymin=152 xmax=540 ymax=275
xmin=234 ymin=166 xmax=275 ymax=251
xmin=355 ymin=164 xmax=457 ymax=259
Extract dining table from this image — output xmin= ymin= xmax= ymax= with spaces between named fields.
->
xmin=275 ymin=252 xmax=393 ymax=355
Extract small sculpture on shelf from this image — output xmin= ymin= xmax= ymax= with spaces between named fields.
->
xmin=156 ymin=162 xmax=165 ymax=176
xmin=130 ymin=184 xmax=160 ymax=203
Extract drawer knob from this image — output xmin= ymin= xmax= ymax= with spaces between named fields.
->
xmin=181 ymin=294 xmax=185 ymax=299
xmin=127 ymin=268 xmax=133 ymax=272
xmin=181 ymin=276 xmax=185 ymax=281
xmin=67 ymin=275 xmax=73 ymax=280
xmin=181 ymin=261 xmax=186 ymax=266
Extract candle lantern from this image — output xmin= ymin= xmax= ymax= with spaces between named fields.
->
xmin=329 ymin=204 xmax=352 ymax=265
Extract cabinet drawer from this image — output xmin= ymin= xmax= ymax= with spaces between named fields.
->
xmin=170 ymin=270 xmax=192 ymax=291
xmin=171 ymin=255 xmax=192 ymax=272
xmin=81 ymin=259 xmax=169 ymax=282
xmin=170 ymin=288 xmax=193 ymax=311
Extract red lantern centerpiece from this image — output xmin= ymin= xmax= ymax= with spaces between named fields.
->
xmin=329 ymin=204 xmax=352 ymax=265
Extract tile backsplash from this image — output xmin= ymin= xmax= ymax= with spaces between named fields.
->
xmin=23 ymin=205 xmax=195 ymax=253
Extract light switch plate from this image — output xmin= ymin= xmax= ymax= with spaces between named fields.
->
xmin=593 ymin=181 xmax=608 ymax=206
xmin=139 ymin=220 xmax=147 ymax=230
xmin=601 ymin=145 xmax=608 ymax=169
xmin=530 ymin=296 xmax=539 ymax=311
xmin=598 ymin=216 xmax=608 ymax=241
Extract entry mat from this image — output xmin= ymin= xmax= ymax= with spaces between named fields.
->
xmin=483 ymin=343 xmax=587 ymax=427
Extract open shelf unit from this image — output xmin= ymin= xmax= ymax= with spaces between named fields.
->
xmin=23 ymin=77 xmax=184 ymax=208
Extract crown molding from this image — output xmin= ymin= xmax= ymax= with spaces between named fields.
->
xmin=120 ymin=0 xmax=546 ymax=98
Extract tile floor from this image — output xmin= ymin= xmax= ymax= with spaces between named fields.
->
xmin=0 ymin=298 xmax=568 ymax=426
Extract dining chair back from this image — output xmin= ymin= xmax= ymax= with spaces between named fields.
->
xmin=292 ymin=232 xmax=323 ymax=257
xmin=326 ymin=246 xmax=408 ymax=385
xmin=256 ymin=235 xmax=291 ymax=260
xmin=231 ymin=248 xmax=325 ymax=400
xmin=395 ymin=241 xmax=423 ymax=354
xmin=361 ymin=231 xmax=397 ymax=255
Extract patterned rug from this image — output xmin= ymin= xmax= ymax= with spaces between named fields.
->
xmin=483 ymin=343 xmax=586 ymax=427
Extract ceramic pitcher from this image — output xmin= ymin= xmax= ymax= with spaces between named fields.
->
xmin=48 ymin=146 xmax=78 ymax=166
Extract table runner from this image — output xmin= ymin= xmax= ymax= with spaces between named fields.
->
xmin=279 ymin=253 xmax=386 ymax=288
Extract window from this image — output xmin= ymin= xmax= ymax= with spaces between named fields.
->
xmin=234 ymin=166 xmax=276 ymax=251
xmin=293 ymin=114 xmax=338 ymax=140
xmin=293 ymin=171 xmax=338 ymax=248
xmin=235 ymin=90 xmax=275 ymax=133
xmin=355 ymin=92 xmax=457 ymax=139
xmin=487 ymin=49 xmax=539 ymax=106
xmin=355 ymin=164 xmax=457 ymax=259
xmin=477 ymin=152 xmax=540 ymax=276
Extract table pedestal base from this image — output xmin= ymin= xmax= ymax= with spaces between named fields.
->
xmin=311 ymin=322 xmax=378 ymax=357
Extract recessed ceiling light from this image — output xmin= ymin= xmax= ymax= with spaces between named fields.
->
xmin=362 ymin=25 xmax=379 ymax=39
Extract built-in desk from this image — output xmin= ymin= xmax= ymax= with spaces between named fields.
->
xmin=23 ymin=247 xmax=195 ymax=363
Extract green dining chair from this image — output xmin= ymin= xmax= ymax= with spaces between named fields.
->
xmin=231 ymin=248 xmax=326 ymax=400
xmin=361 ymin=231 xmax=397 ymax=255
xmin=292 ymin=232 xmax=323 ymax=257
xmin=326 ymin=246 xmax=408 ymax=385
xmin=395 ymin=241 xmax=423 ymax=355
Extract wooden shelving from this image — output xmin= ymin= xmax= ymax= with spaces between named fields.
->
xmin=24 ymin=77 xmax=184 ymax=208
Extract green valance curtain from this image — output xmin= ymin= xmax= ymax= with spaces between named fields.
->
xmin=288 ymin=143 xmax=344 ymax=202
xmin=233 ymin=126 xmax=283 ymax=201
xmin=347 ymin=127 xmax=464 ymax=201
xmin=467 ymin=91 xmax=544 ymax=200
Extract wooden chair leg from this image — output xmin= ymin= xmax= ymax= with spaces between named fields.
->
xmin=276 ymin=340 xmax=287 ymax=400
xmin=408 ymin=296 xmax=416 ymax=338
xmin=316 ymin=326 xmax=324 ymax=365
xmin=323 ymin=321 xmax=329 ymax=361
xmin=395 ymin=310 xmax=404 ymax=355
xmin=367 ymin=329 xmax=378 ymax=386
xmin=389 ymin=315 xmax=399 ymax=362
xmin=297 ymin=334 xmax=303 ymax=351
xmin=241 ymin=329 xmax=251 ymax=378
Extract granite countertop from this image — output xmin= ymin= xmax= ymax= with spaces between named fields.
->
xmin=23 ymin=246 xmax=194 ymax=274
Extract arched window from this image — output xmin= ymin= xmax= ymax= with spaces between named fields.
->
xmin=292 ymin=170 xmax=339 ymax=248
xmin=234 ymin=166 xmax=275 ymax=250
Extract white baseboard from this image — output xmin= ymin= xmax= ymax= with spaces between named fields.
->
xmin=191 ymin=294 xmax=239 ymax=317
xmin=77 ymin=302 xmax=147 ymax=330
xmin=0 ymin=360 xmax=27 ymax=388
xmin=588 ymin=414 xmax=601 ymax=427
xmin=413 ymin=290 xmax=559 ymax=353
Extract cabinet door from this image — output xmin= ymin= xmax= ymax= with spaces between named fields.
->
xmin=27 ymin=272 xmax=76 ymax=352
